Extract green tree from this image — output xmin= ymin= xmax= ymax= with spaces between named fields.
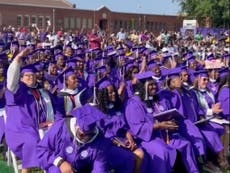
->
xmin=173 ymin=0 xmax=230 ymax=28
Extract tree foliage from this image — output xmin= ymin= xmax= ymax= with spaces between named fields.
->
xmin=173 ymin=0 xmax=230 ymax=28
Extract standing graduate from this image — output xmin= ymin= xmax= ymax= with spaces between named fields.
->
xmin=5 ymin=48 xmax=64 ymax=173
xmin=37 ymin=104 xmax=135 ymax=173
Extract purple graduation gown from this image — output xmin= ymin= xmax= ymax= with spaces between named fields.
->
xmin=207 ymin=80 xmax=219 ymax=98
xmin=218 ymin=86 xmax=230 ymax=119
xmin=191 ymin=89 xmax=225 ymax=153
xmin=5 ymin=82 xmax=63 ymax=168
xmin=125 ymin=95 xmax=177 ymax=173
xmin=37 ymin=118 xmax=135 ymax=173
xmin=150 ymin=95 xmax=199 ymax=173
xmin=160 ymin=89 xmax=206 ymax=157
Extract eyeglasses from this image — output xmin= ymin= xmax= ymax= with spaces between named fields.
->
xmin=202 ymin=78 xmax=208 ymax=82
xmin=23 ymin=74 xmax=35 ymax=77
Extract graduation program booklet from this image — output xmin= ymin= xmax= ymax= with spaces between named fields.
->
xmin=153 ymin=108 xmax=184 ymax=122
xmin=194 ymin=116 xmax=214 ymax=125
xmin=209 ymin=118 xmax=230 ymax=125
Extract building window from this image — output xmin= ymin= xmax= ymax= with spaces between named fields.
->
xmin=88 ymin=18 xmax=92 ymax=29
xmin=31 ymin=16 xmax=37 ymax=25
xmin=76 ymin=18 xmax=81 ymax=29
xmin=114 ymin=20 xmax=118 ymax=30
xmin=24 ymin=15 xmax=30 ymax=27
xmin=124 ymin=21 xmax=127 ymax=29
xmin=82 ymin=18 xmax=87 ymax=28
xmin=17 ymin=15 xmax=23 ymax=27
xmin=119 ymin=20 xmax=123 ymax=28
xmin=45 ymin=16 xmax=51 ymax=26
xmin=70 ymin=17 xmax=75 ymax=29
xmin=38 ymin=16 xmax=44 ymax=28
xmin=64 ymin=17 xmax=69 ymax=29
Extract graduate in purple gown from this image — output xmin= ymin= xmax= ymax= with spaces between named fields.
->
xmin=5 ymin=48 xmax=64 ymax=173
xmin=95 ymin=77 xmax=148 ymax=173
xmin=217 ymin=73 xmax=230 ymax=119
xmin=37 ymin=104 xmax=135 ymax=173
xmin=217 ymin=73 xmax=230 ymax=166
xmin=57 ymin=67 xmax=89 ymax=115
xmin=191 ymin=70 xmax=229 ymax=171
xmin=134 ymin=71 xmax=200 ymax=173
xmin=147 ymin=60 xmax=165 ymax=89
xmin=125 ymin=71 xmax=177 ymax=173
xmin=207 ymin=68 xmax=220 ymax=98
xmin=163 ymin=68 xmax=207 ymax=158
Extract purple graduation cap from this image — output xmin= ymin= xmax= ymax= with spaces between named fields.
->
xmin=95 ymin=65 xmax=107 ymax=74
xmin=163 ymin=67 xmax=181 ymax=79
xmin=219 ymin=68 xmax=229 ymax=79
xmin=124 ymin=60 xmax=138 ymax=72
xmin=21 ymin=64 xmax=37 ymax=74
xmin=64 ymin=67 xmax=75 ymax=79
xmin=95 ymin=76 xmax=112 ymax=90
xmin=70 ymin=104 xmax=105 ymax=133
xmin=33 ymin=62 xmax=44 ymax=72
xmin=206 ymin=53 xmax=214 ymax=60
xmin=66 ymin=58 xmax=77 ymax=69
xmin=11 ymin=40 xmax=19 ymax=47
xmin=54 ymin=53 xmax=66 ymax=61
xmin=193 ymin=70 xmax=208 ymax=79
xmin=125 ymin=41 xmax=133 ymax=49
xmin=134 ymin=71 xmax=155 ymax=100
xmin=187 ymin=56 xmax=196 ymax=64
xmin=147 ymin=60 xmax=158 ymax=70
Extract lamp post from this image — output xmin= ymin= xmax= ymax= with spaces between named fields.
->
xmin=52 ymin=9 xmax=55 ymax=33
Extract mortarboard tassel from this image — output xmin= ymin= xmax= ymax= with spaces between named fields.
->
xmin=91 ymin=85 xmax=97 ymax=106
xmin=166 ymin=130 xmax=170 ymax=144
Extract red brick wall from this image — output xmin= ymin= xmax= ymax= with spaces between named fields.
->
xmin=0 ymin=4 xmax=183 ymax=34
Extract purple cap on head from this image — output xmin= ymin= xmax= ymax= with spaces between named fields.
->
xmin=55 ymin=53 xmax=65 ymax=61
xmin=187 ymin=56 xmax=196 ymax=64
xmin=70 ymin=104 xmax=105 ymax=133
xmin=96 ymin=77 xmax=112 ymax=90
xmin=134 ymin=71 xmax=155 ymax=82
xmin=219 ymin=68 xmax=229 ymax=79
xmin=95 ymin=65 xmax=107 ymax=74
xmin=21 ymin=64 xmax=37 ymax=74
xmin=206 ymin=53 xmax=214 ymax=60
xmin=64 ymin=67 xmax=75 ymax=79
xmin=147 ymin=60 xmax=158 ymax=70
xmin=194 ymin=70 xmax=208 ymax=78
xmin=164 ymin=67 xmax=181 ymax=79
xmin=11 ymin=41 xmax=19 ymax=48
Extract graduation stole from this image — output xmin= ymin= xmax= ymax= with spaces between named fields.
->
xmin=30 ymin=88 xmax=54 ymax=123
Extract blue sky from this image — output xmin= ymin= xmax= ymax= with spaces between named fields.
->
xmin=69 ymin=0 xmax=181 ymax=15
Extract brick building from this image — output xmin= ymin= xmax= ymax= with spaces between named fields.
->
xmin=0 ymin=0 xmax=183 ymax=33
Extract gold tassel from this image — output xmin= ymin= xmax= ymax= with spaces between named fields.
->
xmin=166 ymin=130 xmax=170 ymax=144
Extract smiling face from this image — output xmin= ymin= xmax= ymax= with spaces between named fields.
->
xmin=66 ymin=74 xmax=79 ymax=90
xmin=198 ymin=77 xmax=208 ymax=89
xmin=107 ymin=85 xmax=116 ymax=102
xmin=21 ymin=72 xmax=37 ymax=87
xmin=146 ymin=80 xmax=158 ymax=97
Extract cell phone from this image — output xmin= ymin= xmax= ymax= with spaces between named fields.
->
xmin=47 ymin=20 xmax=51 ymax=26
